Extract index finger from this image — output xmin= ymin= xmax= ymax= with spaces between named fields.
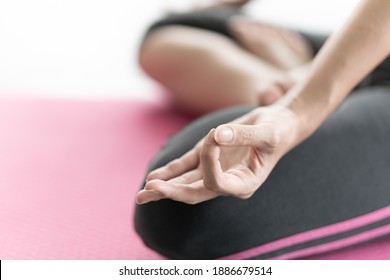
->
xmin=147 ymin=148 xmax=200 ymax=182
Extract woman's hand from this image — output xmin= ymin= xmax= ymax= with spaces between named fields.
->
xmin=136 ymin=105 xmax=301 ymax=205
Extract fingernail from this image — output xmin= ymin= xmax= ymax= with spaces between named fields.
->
xmin=136 ymin=190 xmax=162 ymax=205
xmin=136 ymin=198 xmax=146 ymax=205
xmin=216 ymin=127 xmax=234 ymax=144
xmin=145 ymin=173 xmax=154 ymax=182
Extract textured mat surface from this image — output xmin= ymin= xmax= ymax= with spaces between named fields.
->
xmin=0 ymin=98 xmax=389 ymax=260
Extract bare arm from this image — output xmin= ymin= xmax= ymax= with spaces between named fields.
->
xmin=283 ymin=0 xmax=390 ymax=141
xmin=138 ymin=0 xmax=390 ymax=205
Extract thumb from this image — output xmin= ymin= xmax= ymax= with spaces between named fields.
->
xmin=214 ymin=124 xmax=281 ymax=148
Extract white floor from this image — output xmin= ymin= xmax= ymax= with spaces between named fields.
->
xmin=0 ymin=0 xmax=359 ymax=101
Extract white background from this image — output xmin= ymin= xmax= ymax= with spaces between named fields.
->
xmin=2 ymin=260 xmax=390 ymax=280
xmin=0 ymin=0 xmax=359 ymax=101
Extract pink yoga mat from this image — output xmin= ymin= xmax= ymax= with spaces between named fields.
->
xmin=0 ymin=97 xmax=389 ymax=260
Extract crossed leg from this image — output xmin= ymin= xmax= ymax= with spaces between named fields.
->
xmin=138 ymin=6 xmax=314 ymax=115
xmin=140 ymin=25 xmax=298 ymax=114
xmin=135 ymin=3 xmax=390 ymax=261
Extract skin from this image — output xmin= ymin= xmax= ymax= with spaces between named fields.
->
xmin=166 ymin=0 xmax=251 ymax=13
xmin=137 ymin=0 xmax=390 ymax=205
xmin=229 ymin=16 xmax=313 ymax=70
xmin=139 ymin=25 xmax=297 ymax=115
xmin=140 ymin=17 xmax=313 ymax=115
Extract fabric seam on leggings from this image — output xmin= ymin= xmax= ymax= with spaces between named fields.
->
xmin=270 ymin=224 xmax=390 ymax=260
xmin=249 ymin=216 xmax=390 ymax=259
xmin=218 ymin=205 xmax=390 ymax=260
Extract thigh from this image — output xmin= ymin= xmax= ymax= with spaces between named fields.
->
xmin=135 ymin=91 xmax=390 ymax=259
xmin=145 ymin=8 xmax=390 ymax=89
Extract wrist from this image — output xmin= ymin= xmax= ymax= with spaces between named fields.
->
xmin=277 ymin=81 xmax=336 ymax=141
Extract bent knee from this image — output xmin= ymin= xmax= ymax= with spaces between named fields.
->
xmin=134 ymin=198 xmax=241 ymax=260
xmin=139 ymin=26 xmax=220 ymax=82
xmin=134 ymin=201 xmax=210 ymax=259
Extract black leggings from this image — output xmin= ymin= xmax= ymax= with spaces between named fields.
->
xmin=135 ymin=8 xmax=390 ymax=260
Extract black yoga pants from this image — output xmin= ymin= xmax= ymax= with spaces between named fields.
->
xmin=134 ymin=8 xmax=390 ymax=260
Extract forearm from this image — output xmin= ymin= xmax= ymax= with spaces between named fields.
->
xmin=280 ymin=0 xmax=390 ymax=140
